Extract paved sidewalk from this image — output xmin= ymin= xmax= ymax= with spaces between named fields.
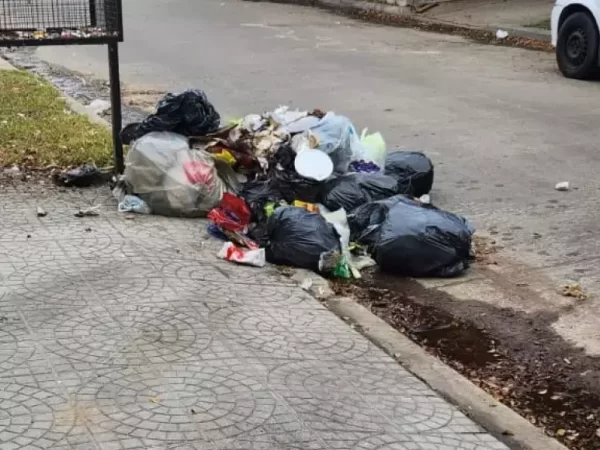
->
xmin=0 ymin=183 xmax=509 ymax=450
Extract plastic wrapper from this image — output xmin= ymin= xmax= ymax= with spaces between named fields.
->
xmin=320 ymin=173 xmax=399 ymax=213
xmin=207 ymin=193 xmax=251 ymax=233
xmin=218 ymin=242 xmax=266 ymax=267
xmin=350 ymin=195 xmax=473 ymax=277
xmin=123 ymin=132 xmax=226 ymax=217
xmin=384 ymin=151 xmax=434 ymax=197
xmin=120 ymin=90 xmax=220 ymax=144
xmin=265 ymin=206 xmax=341 ymax=273
xmin=118 ymin=195 xmax=151 ymax=214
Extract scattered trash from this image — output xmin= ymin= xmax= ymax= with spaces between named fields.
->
xmin=349 ymin=196 xmax=473 ymax=277
xmin=54 ymin=164 xmax=104 ymax=187
xmin=148 ymin=397 xmax=161 ymax=404
xmin=321 ymin=173 xmax=399 ymax=212
xmin=300 ymin=278 xmax=313 ymax=291
xmin=36 ymin=206 xmax=47 ymax=217
xmin=555 ymin=181 xmax=570 ymax=191
xmin=110 ymin=91 xmax=474 ymax=281
xmin=120 ymin=89 xmax=220 ymax=144
xmin=384 ymin=151 xmax=434 ymax=197
xmin=294 ymin=148 xmax=334 ymax=181
xmin=218 ymin=242 xmax=266 ymax=267
xmin=496 ymin=29 xmax=509 ymax=39
xmin=265 ymin=206 xmax=341 ymax=274
xmin=118 ymin=195 xmax=151 ymax=215
xmin=293 ymin=113 xmax=359 ymax=174
xmin=418 ymin=194 xmax=431 ymax=204
xmin=560 ymin=282 xmax=588 ymax=300
xmin=75 ymin=205 xmax=101 ymax=217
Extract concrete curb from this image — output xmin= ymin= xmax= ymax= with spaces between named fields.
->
xmin=324 ymin=296 xmax=568 ymax=450
xmin=286 ymin=266 xmax=567 ymax=450
xmin=253 ymin=0 xmax=552 ymax=44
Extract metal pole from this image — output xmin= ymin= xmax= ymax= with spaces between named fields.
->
xmin=108 ymin=42 xmax=124 ymax=173
xmin=89 ymin=0 xmax=97 ymax=27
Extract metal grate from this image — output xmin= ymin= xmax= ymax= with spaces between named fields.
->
xmin=0 ymin=0 xmax=122 ymax=45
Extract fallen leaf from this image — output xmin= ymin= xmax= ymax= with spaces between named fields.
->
xmin=556 ymin=429 xmax=566 ymax=436
xmin=560 ymin=283 xmax=588 ymax=300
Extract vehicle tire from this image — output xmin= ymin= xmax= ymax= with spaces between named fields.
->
xmin=557 ymin=12 xmax=599 ymax=79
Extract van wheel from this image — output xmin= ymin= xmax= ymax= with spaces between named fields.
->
xmin=557 ymin=12 xmax=599 ymax=79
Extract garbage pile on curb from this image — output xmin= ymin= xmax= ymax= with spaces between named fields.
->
xmin=112 ymin=89 xmax=474 ymax=279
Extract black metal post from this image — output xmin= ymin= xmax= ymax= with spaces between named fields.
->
xmin=108 ymin=42 xmax=124 ymax=173
xmin=89 ymin=0 xmax=97 ymax=27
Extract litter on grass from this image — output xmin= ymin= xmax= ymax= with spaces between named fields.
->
xmin=112 ymin=88 xmax=473 ymax=279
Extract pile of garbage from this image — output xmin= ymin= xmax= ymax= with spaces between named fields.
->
xmin=113 ymin=89 xmax=474 ymax=279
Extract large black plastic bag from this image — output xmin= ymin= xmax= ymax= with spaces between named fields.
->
xmin=121 ymin=90 xmax=220 ymax=144
xmin=321 ymin=173 xmax=399 ymax=212
xmin=265 ymin=207 xmax=341 ymax=272
xmin=384 ymin=151 xmax=434 ymax=197
xmin=351 ymin=196 xmax=473 ymax=277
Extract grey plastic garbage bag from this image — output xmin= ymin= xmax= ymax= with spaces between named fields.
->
xmin=349 ymin=195 xmax=473 ymax=277
xmin=293 ymin=113 xmax=361 ymax=174
xmin=321 ymin=173 xmax=399 ymax=213
xmin=384 ymin=151 xmax=434 ymax=197
xmin=123 ymin=132 xmax=226 ymax=217
xmin=265 ymin=206 xmax=341 ymax=273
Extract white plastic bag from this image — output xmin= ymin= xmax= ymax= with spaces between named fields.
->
xmin=123 ymin=132 xmax=226 ymax=217
xmin=218 ymin=242 xmax=266 ymax=267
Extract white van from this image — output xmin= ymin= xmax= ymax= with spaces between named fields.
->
xmin=552 ymin=0 xmax=600 ymax=79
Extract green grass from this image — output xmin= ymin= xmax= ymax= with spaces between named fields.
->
xmin=0 ymin=70 xmax=113 ymax=168
xmin=525 ymin=18 xmax=551 ymax=30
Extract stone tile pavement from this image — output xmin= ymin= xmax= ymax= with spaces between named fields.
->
xmin=0 ymin=182 xmax=510 ymax=450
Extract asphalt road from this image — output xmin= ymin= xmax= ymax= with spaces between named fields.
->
xmin=35 ymin=0 xmax=600 ymax=355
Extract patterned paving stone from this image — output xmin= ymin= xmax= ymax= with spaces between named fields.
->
xmin=32 ymin=305 xmax=218 ymax=365
xmin=0 ymin=377 xmax=75 ymax=449
xmin=208 ymin=307 xmax=383 ymax=361
xmin=75 ymin=364 xmax=278 ymax=443
xmin=0 ymin=186 xmax=511 ymax=450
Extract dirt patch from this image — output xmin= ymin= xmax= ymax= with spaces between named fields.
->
xmin=333 ymin=271 xmax=600 ymax=450
xmin=255 ymin=0 xmax=553 ymax=52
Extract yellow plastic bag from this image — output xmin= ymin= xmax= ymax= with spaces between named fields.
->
xmin=359 ymin=128 xmax=387 ymax=170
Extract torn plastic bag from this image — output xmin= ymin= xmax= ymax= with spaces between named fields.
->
xmin=293 ymin=113 xmax=360 ymax=174
xmin=384 ymin=151 xmax=434 ymax=197
xmin=265 ymin=206 xmax=341 ymax=273
xmin=120 ymin=90 xmax=220 ymax=144
xmin=320 ymin=173 xmax=399 ymax=213
xmin=123 ymin=132 xmax=226 ymax=217
xmin=351 ymin=195 xmax=473 ymax=277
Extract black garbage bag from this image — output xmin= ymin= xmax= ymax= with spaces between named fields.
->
xmin=265 ymin=206 xmax=341 ymax=272
xmin=321 ymin=173 xmax=399 ymax=212
xmin=53 ymin=164 xmax=105 ymax=187
xmin=272 ymin=170 xmax=323 ymax=204
xmin=120 ymin=90 xmax=220 ymax=144
xmin=384 ymin=151 xmax=434 ymax=197
xmin=351 ymin=195 xmax=473 ymax=277
xmin=239 ymin=180 xmax=284 ymax=225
